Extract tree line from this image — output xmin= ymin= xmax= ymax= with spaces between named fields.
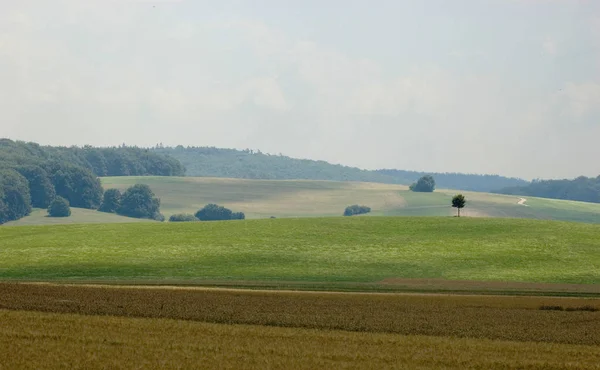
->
xmin=0 ymin=139 xmax=185 ymax=178
xmin=494 ymin=176 xmax=600 ymax=204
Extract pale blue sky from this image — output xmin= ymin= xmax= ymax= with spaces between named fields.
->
xmin=1 ymin=0 xmax=599 ymax=179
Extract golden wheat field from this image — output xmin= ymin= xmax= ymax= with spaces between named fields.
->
xmin=2 ymin=309 xmax=600 ymax=370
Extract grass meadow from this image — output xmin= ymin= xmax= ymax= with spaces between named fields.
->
xmin=1 ymin=217 xmax=599 ymax=285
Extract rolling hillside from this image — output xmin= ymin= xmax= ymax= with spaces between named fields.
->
xmin=100 ymin=176 xmax=600 ymax=223
xmin=5 ymin=176 xmax=598 ymax=226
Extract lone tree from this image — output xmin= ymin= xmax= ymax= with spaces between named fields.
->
xmin=409 ymin=175 xmax=436 ymax=192
xmin=451 ymin=194 xmax=466 ymax=217
xmin=48 ymin=196 xmax=71 ymax=217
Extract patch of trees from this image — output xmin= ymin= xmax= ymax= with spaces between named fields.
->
xmin=152 ymin=145 xmax=527 ymax=192
xmin=343 ymin=205 xmax=371 ymax=217
xmin=46 ymin=163 xmax=103 ymax=209
xmin=0 ymin=162 xmax=104 ymax=224
xmin=409 ymin=175 xmax=436 ymax=193
xmin=495 ymin=176 xmax=600 ymax=204
xmin=195 ymin=204 xmax=245 ymax=221
xmin=100 ymin=185 xmax=164 ymax=221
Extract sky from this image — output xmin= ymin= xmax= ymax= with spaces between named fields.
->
xmin=1 ymin=0 xmax=599 ymax=180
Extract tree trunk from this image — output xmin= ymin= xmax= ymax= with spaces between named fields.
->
xmin=458 ymin=208 xmax=461 ymax=217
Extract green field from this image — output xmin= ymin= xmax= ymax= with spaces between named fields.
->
xmin=1 ymin=217 xmax=598 ymax=285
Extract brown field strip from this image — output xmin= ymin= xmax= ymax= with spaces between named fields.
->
xmin=1 ymin=283 xmax=599 ymax=345
xmin=1 ymin=309 xmax=600 ymax=370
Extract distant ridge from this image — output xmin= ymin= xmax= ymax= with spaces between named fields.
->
xmin=152 ymin=146 xmax=529 ymax=193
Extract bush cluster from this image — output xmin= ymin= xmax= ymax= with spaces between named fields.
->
xmin=343 ymin=205 xmax=371 ymax=217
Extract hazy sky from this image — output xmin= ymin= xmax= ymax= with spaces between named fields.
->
xmin=1 ymin=0 xmax=599 ymax=179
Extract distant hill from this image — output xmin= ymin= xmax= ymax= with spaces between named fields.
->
xmin=153 ymin=146 xmax=529 ymax=193
xmin=495 ymin=176 xmax=600 ymax=204
xmin=96 ymin=176 xmax=600 ymax=224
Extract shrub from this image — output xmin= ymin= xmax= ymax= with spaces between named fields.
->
xmin=48 ymin=196 xmax=71 ymax=217
xmin=195 ymin=204 xmax=245 ymax=221
xmin=343 ymin=205 xmax=371 ymax=217
xmin=169 ymin=213 xmax=198 ymax=222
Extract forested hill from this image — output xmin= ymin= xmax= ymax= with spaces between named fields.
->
xmin=0 ymin=139 xmax=184 ymax=224
xmin=494 ymin=176 xmax=600 ymax=204
xmin=152 ymin=146 xmax=528 ymax=192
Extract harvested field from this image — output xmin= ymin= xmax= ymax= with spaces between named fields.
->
xmin=378 ymin=278 xmax=600 ymax=294
xmin=1 ymin=283 xmax=599 ymax=345
xmin=2 ymin=309 xmax=600 ymax=370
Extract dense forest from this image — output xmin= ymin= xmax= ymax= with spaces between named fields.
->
xmin=153 ymin=146 xmax=528 ymax=192
xmin=0 ymin=139 xmax=184 ymax=224
xmin=495 ymin=176 xmax=600 ymax=204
